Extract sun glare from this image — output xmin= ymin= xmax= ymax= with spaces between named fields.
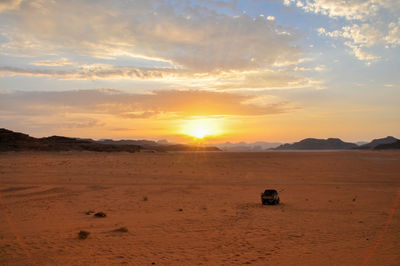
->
xmin=182 ymin=118 xmax=222 ymax=140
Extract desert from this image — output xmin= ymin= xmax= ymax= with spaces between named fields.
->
xmin=1 ymin=150 xmax=399 ymax=265
xmin=1 ymin=1 xmax=400 ymax=265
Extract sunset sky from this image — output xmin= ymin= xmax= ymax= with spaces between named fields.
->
xmin=0 ymin=0 xmax=399 ymax=143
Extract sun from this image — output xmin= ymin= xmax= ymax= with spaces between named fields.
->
xmin=181 ymin=118 xmax=222 ymax=140
xmin=191 ymin=127 xmax=208 ymax=139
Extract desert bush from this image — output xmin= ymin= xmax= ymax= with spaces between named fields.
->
xmin=78 ymin=230 xmax=90 ymax=239
xmin=94 ymin=211 xmax=106 ymax=217
xmin=114 ymin=227 xmax=128 ymax=233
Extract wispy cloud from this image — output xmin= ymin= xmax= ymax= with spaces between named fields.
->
xmin=284 ymin=0 xmax=397 ymax=20
xmin=0 ymin=0 xmax=302 ymax=72
xmin=0 ymin=65 xmax=175 ymax=80
xmin=0 ymin=89 xmax=295 ymax=118
xmin=317 ymin=26 xmax=381 ymax=62
xmin=0 ymin=0 xmax=22 ymax=12
xmin=30 ymin=57 xmax=76 ymax=66
xmin=287 ymin=0 xmax=400 ymax=63
xmin=0 ymin=63 xmax=323 ymax=91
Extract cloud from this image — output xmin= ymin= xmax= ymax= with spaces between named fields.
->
xmin=0 ymin=0 xmax=302 ymax=72
xmin=322 ymin=24 xmax=381 ymax=46
xmin=343 ymin=41 xmax=380 ymax=62
xmin=0 ymin=89 xmax=298 ymax=139
xmin=291 ymin=0 xmax=400 ymax=63
xmin=318 ymin=25 xmax=381 ymax=62
xmin=0 ymin=0 xmax=324 ymax=94
xmin=0 ymin=62 xmax=324 ymax=91
xmin=0 ymin=0 xmax=22 ymax=12
xmin=30 ymin=57 xmax=76 ymax=66
xmin=211 ymin=70 xmax=324 ymax=91
xmin=198 ymin=0 xmax=238 ymax=11
xmin=0 ymin=89 xmax=295 ymax=119
xmin=385 ymin=18 xmax=400 ymax=47
xmin=0 ymin=65 xmax=176 ymax=80
xmin=284 ymin=0 xmax=384 ymax=20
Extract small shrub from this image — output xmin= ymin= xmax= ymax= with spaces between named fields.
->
xmin=114 ymin=227 xmax=128 ymax=233
xmin=94 ymin=211 xmax=106 ymax=218
xmin=143 ymin=196 xmax=148 ymax=201
xmin=78 ymin=230 xmax=90 ymax=239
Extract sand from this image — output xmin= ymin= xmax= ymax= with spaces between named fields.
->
xmin=0 ymin=151 xmax=399 ymax=265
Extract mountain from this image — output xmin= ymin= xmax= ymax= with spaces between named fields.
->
xmin=152 ymin=144 xmax=220 ymax=152
xmin=373 ymin=140 xmax=400 ymax=150
xmin=98 ymin=139 xmax=220 ymax=151
xmin=358 ymin=136 xmax=399 ymax=149
xmin=0 ymin=128 xmax=40 ymax=151
xmin=0 ymin=128 xmax=220 ymax=152
xmin=0 ymin=128 xmax=141 ymax=152
xmin=217 ymin=141 xmax=282 ymax=151
xmin=273 ymin=138 xmax=358 ymax=150
xmin=98 ymin=139 xmax=159 ymax=147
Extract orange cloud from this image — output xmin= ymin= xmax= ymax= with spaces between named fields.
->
xmin=0 ymin=89 xmax=295 ymax=119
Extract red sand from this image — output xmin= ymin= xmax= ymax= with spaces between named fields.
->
xmin=1 ymin=151 xmax=399 ymax=265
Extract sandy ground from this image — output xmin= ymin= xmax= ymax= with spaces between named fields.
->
xmin=0 ymin=151 xmax=399 ymax=266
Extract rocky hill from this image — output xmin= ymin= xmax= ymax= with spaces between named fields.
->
xmin=358 ymin=136 xmax=399 ymax=149
xmin=373 ymin=140 xmax=400 ymax=150
xmin=0 ymin=129 xmax=220 ymax=152
xmin=97 ymin=139 xmax=220 ymax=152
xmin=273 ymin=138 xmax=358 ymax=150
xmin=0 ymin=128 xmax=141 ymax=152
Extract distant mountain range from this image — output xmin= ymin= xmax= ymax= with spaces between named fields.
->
xmin=217 ymin=136 xmax=400 ymax=151
xmin=273 ymin=136 xmax=399 ymax=150
xmin=0 ymin=128 xmax=220 ymax=152
xmin=1 ymin=128 xmax=399 ymax=152
xmin=216 ymin=141 xmax=282 ymax=151
xmin=273 ymin=138 xmax=358 ymax=150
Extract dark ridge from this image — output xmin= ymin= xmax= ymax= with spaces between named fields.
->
xmin=97 ymin=139 xmax=220 ymax=151
xmin=0 ymin=128 xmax=220 ymax=152
xmin=40 ymin=135 xmax=93 ymax=144
xmin=98 ymin=139 xmax=158 ymax=146
xmin=151 ymin=144 xmax=220 ymax=152
xmin=0 ymin=128 xmax=41 ymax=151
xmin=373 ymin=140 xmax=400 ymax=150
xmin=216 ymin=141 xmax=282 ymax=151
xmin=0 ymin=128 xmax=140 ymax=152
xmin=273 ymin=138 xmax=358 ymax=150
xmin=358 ymin=136 xmax=399 ymax=149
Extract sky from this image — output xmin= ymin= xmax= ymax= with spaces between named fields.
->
xmin=0 ymin=0 xmax=399 ymax=143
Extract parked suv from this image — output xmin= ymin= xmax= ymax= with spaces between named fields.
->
xmin=261 ymin=189 xmax=280 ymax=205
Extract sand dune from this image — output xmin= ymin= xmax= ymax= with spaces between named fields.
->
xmin=1 ymin=151 xmax=399 ymax=265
